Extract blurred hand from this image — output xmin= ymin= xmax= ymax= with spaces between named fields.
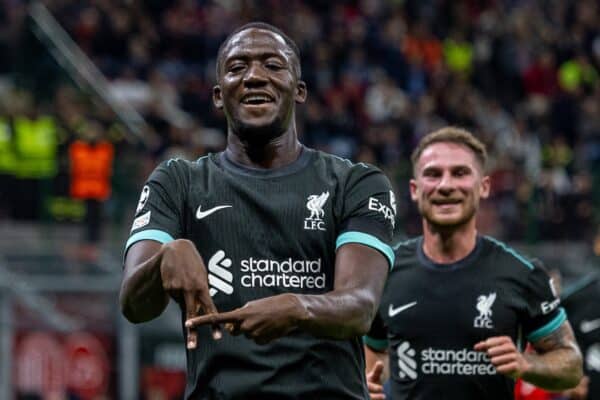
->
xmin=366 ymin=360 xmax=386 ymax=400
xmin=185 ymin=293 xmax=306 ymax=345
xmin=474 ymin=336 xmax=530 ymax=378
xmin=160 ymin=239 xmax=221 ymax=349
xmin=562 ymin=375 xmax=589 ymax=400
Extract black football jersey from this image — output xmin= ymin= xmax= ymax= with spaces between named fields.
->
xmin=562 ymin=273 xmax=600 ymax=400
xmin=366 ymin=236 xmax=566 ymax=400
xmin=125 ymin=147 xmax=396 ymax=399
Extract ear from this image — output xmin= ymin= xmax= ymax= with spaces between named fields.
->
xmin=409 ymin=178 xmax=419 ymax=202
xmin=479 ymin=175 xmax=491 ymax=199
xmin=213 ymin=85 xmax=223 ymax=109
xmin=295 ymin=80 xmax=307 ymax=104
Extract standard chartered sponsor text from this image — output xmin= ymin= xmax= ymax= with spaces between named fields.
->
xmin=240 ymin=257 xmax=326 ymax=289
xmin=421 ymin=348 xmax=496 ymax=376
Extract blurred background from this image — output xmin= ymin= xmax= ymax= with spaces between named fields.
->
xmin=0 ymin=0 xmax=598 ymax=399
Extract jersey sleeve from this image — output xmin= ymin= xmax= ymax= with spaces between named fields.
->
xmin=123 ymin=159 xmax=188 ymax=258
xmin=521 ymin=262 xmax=567 ymax=343
xmin=335 ymin=164 xmax=396 ymax=268
xmin=364 ymin=311 xmax=388 ymax=352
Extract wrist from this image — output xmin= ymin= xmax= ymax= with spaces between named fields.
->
xmin=286 ymin=293 xmax=311 ymax=329
xmin=519 ymin=353 xmax=535 ymax=380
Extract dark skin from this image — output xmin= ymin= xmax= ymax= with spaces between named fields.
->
xmin=120 ymin=27 xmax=389 ymax=349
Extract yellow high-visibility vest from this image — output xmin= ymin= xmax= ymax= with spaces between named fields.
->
xmin=13 ymin=115 xmax=58 ymax=179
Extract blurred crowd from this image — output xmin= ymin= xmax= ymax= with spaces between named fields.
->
xmin=0 ymin=0 xmax=598 ymax=246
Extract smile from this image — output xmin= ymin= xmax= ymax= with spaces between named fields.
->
xmin=241 ymin=94 xmax=275 ymax=105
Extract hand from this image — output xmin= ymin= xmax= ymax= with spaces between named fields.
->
xmin=366 ymin=360 xmax=386 ymax=400
xmin=185 ymin=293 xmax=306 ymax=345
xmin=474 ymin=336 xmax=531 ymax=378
xmin=160 ymin=239 xmax=221 ymax=349
xmin=562 ymin=375 xmax=589 ymax=400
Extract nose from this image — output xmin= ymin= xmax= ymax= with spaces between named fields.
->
xmin=436 ymin=172 xmax=455 ymax=194
xmin=243 ymin=62 xmax=268 ymax=87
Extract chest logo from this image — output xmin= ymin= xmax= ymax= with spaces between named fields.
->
xmin=208 ymin=250 xmax=233 ymax=297
xmin=196 ymin=205 xmax=232 ymax=220
xmin=389 ymin=301 xmax=417 ymax=317
xmin=304 ymin=191 xmax=330 ymax=231
xmin=474 ymin=292 xmax=496 ymax=329
xmin=396 ymin=341 xmax=418 ymax=379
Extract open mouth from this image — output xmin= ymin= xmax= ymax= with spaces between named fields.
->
xmin=241 ymin=94 xmax=275 ymax=105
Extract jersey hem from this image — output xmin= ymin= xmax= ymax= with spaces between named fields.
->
xmin=527 ymin=308 xmax=567 ymax=342
xmin=336 ymin=231 xmax=395 ymax=268
xmin=363 ymin=336 xmax=388 ymax=351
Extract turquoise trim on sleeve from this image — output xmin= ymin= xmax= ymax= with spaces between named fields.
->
xmin=485 ymin=236 xmax=534 ymax=270
xmin=527 ymin=308 xmax=567 ymax=342
xmin=363 ymin=336 xmax=388 ymax=351
xmin=125 ymin=229 xmax=175 ymax=251
xmin=336 ymin=231 xmax=395 ymax=269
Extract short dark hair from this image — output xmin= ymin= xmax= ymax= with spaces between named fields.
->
xmin=215 ymin=22 xmax=302 ymax=79
xmin=411 ymin=126 xmax=488 ymax=175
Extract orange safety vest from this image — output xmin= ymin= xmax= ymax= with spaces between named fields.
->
xmin=69 ymin=140 xmax=114 ymax=200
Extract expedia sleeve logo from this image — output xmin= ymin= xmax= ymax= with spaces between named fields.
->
xmin=368 ymin=191 xmax=396 ymax=228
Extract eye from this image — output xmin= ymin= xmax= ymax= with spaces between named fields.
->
xmin=266 ymin=62 xmax=284 ymax=70
xmin=228 ymin=63 xmax=246 ymax=73
xmin=422 ymin=169 xmax=440 ymax=178
xmin=454 ymin=167 xmax=470 ymax=177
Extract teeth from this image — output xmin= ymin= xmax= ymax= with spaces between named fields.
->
xmin=243 ymin=95 xmax=272 ymax=104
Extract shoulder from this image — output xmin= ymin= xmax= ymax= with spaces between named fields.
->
xmin=391 ymin=237 xmax=421 ymax=271
xmin=312 ymin=149 xmax=383 ymax=176
xmin=480 ymin=235 xmax=536 ymax=275
xmin=153 ymin=155 xmax=214 ymax=179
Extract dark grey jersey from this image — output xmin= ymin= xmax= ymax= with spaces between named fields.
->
xmin=125 ymin=147 xmax=396 ymax=400
xmin=366 ymin=236 xmax=566 ymax=400
xmin=562 ymin=274 xmax=600 ymax=400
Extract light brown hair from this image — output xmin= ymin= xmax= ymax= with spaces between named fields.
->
xmin=411 ymin=127 xmax=488 ymax=176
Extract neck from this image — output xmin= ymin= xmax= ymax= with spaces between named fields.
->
xmin=226 ymin=124 xmax=301 ymax=169
xmin=421 ymin=218 xmax=478 ymax=264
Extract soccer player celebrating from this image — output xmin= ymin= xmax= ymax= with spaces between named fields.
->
xmin=365 ymin=127 xmax=582 ymax=399
xmin=120 ymin=22 xmax=396 ymax=399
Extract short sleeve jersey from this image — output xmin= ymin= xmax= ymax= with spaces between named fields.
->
xmin=562 ymin=274 xmax=600 ymax=400
xmin=365 ymin=236 xmax=566 ymax=400
xmin=125 ymin=147 xmax=396 ymax=400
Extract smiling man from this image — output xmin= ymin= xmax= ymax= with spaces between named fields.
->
xmin=364 ymin=127 xmax=582 ymax=400
xmin=119 ymin=22 xmax=396 ymax=400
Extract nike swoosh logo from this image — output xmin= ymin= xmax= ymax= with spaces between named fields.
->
xmin=196 ymin=205 xmax=232 ymax=220
xmin=389 ymin=301 xmax=417 ymax=317
xmin=580 ymin=319 xmax=600 ymax=333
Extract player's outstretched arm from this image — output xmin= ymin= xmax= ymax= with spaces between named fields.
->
xmin=474 ymin=322 xmax=583 ymax=391
xmin=297 ymin=243 xmax=389 ymax=337
xmin=186 ymin=243 xmax=389 ymax=343
xmin=120 ymin=239 xmax=220 ymax=348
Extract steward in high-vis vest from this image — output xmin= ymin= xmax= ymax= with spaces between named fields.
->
xmin=69 ymin=139 xmax=114 ymax=201
xmin=13 ymin=114 xmax=58 ymax=179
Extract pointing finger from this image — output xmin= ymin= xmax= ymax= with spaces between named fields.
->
xmin=186 ymin=309 xmax=241 ymax=328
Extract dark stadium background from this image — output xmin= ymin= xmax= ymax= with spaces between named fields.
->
xmin=0 ymin=0 xmax=598 ymax=399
